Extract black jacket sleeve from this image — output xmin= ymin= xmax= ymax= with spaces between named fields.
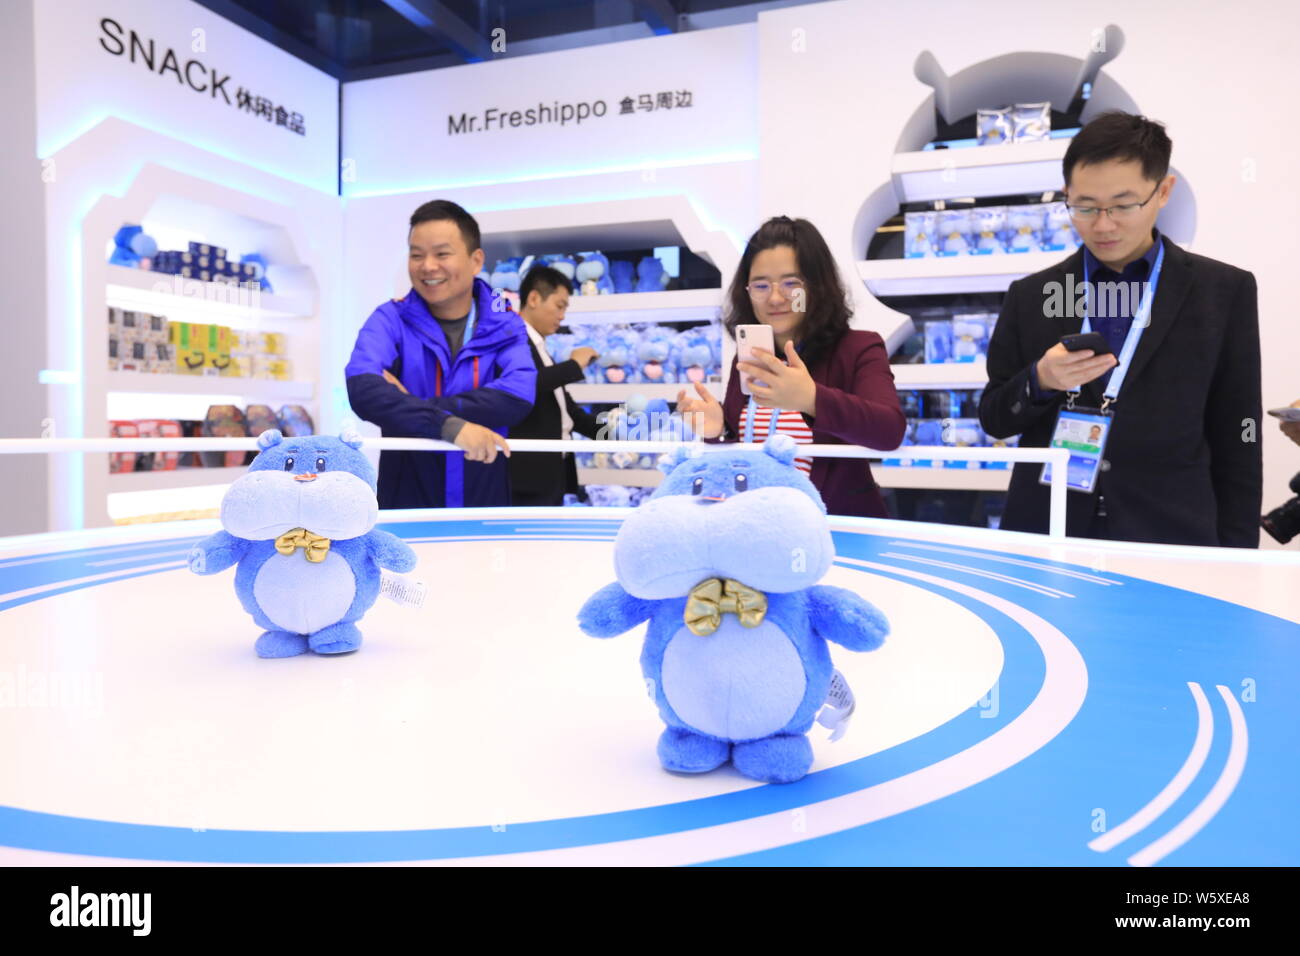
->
xmin=537 ymin=358 xmax=586 ymax=393
xmin=979 ymin=276 xmax=1063 ymax=439
xmin=1207 ymin=271 xmax=1263 ymax=547
xmin=565 ymin=393 xmax=604 ymax=440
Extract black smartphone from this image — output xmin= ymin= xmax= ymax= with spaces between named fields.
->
xmin=1060 ymin=332 xmax=1113 ymax=355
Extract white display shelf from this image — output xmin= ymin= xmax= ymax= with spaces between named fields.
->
xmin=106 ymin=264 xmax=315 ymax=320
xmin=890 ymin=361 xmax=988 ymax=389
xmin=858 ymin=251 xmax=1068 ymax=296
xmin=568 ymin=382 xmax=722 ymax=404
xmin=577 ymin=467 xmax=663 ymax=488
xmin=874 ymin=465 xmax=1011 ymax=491
xmin=891 ymin=138 xmax=1070 ymax=202
xmin=564 ymin=288 xmax=722 ymax=324
xmin=106 ymin=371 xmax=315 ymax=401
xmin=106 ymin=466 xmax=246 ymax=493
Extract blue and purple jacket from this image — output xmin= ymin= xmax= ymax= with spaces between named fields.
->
xmin=345 ymin=278 xmax=536 ymax=508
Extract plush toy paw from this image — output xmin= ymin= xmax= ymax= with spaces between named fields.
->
xmin=308 ymin=621 xmax=362 ymax=655
xmin=255 ymin=630 xmax=309 ymax=659
xmin=188 ymin=547 xmax=206 ymax=574
xmin=657 ymin=727 xmax=730 ymax=774
xmin=731 ymin=733 xmax=813 ymax=784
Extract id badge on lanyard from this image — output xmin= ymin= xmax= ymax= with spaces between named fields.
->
xmin=1039 ymin=241 xmax=1165 ymax=494
xmin=1039 ymin=404 xmax=1112 ymax=493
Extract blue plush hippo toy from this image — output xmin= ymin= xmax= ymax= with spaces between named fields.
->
xmin=188 ymin=429 xmax=417 ymax=658
xmin=578 ymin=435 xmax=889 ymax=783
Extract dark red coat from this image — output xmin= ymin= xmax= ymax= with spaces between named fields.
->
xmin=716 ymin=330 xmax=907 ymax=517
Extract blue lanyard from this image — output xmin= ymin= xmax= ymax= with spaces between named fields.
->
xmin=743 ymin=397 xmax=781 ymax=444
xmin=1078 ymin=240 xmax=1165 ymax=406
xmin=463 ymin=297 xmax=478 ymax=348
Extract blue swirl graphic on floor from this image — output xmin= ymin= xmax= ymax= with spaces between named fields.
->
xmin=0 ymin=519 xmax=1295 ymax=864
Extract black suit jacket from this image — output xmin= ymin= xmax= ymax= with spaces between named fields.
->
xmin=979 ymin=237 xmax=1262 ymax=547
xmin=508 ymin=340 xmax=603 ymax=504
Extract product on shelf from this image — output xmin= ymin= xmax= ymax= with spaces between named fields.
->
xmin=951 ymin=313 xmax=991 ymax=363
xmin=924 ymin=320 xmax=953 ymax=364
xmin=490 ymin=257 xmax=523 ymax=293
xmin=636 ymin=327 xmax=678 ymax=383
xmin=1041 ymin=201 xmax=1081 ymax=251
xmin=108 ymin=224 xmax=158 ymax=269
xmin=941 ymin=417 xmax=985 ymax=469
xmin=673 ymin=328 xmax=719 ymax=383
xmin=1011 ymin=102 xmax=1052 ymax=142
xmin=108 ymin=420 xmax=140 ymax=474
xmin=904 ymin=211 xmax=938 ymax=258
xmin=243 ymin=405 xmax=280 ymax=464
xmin=936 ymin=209 xmax=973 ymax=257
xmin=972 ymin=207 xmax=1008 ymax=255
xmin=201 ymin=405 xmax=249 ymax=468
xmin=276 ymin=405 xmax=315 ymax=437
xmin=575 ymin=252 xmax=615 ymax=295
xmin=634 ymin=256 xmax=669 ymax=292
xmin=135 ymin=419 xmax=182 ymax=470
xmin=609 ymin=259 xmax=636 ymax=293
xmin=1007 ymin=204 xmax=1046 ymax=253
xmin=976 ymin=107 xmax=1013 ymax=146
xmin=170 ymin=322 xmax=207 ymax=374
xmin=595 ymin=328 xmax=639 ymax=384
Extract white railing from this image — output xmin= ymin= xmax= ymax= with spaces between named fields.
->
xmin=0 ymin=438 xmax=1072 ymax=537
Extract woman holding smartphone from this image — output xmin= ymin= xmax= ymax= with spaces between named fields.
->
xmin=677 ymin=216 xmax=906 ymax=518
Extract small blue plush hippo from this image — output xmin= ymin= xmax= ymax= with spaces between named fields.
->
xmin=189 ymin=429 xmax=417 ymax=658
xmin=578 ymin=435 xmax=889 ymax=783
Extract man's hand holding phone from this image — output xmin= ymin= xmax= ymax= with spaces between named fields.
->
xmin=1036 ymin=336 xmax=1119 ymax=392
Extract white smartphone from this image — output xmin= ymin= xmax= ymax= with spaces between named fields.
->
xmin=1267 ymin=407 xmax=1300 ymax=422
xmin=737 ymin=324 xmax=775 ymax=396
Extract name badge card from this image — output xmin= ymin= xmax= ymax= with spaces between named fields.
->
xmin=1039 ymin=407 xmax=1112 ymax=493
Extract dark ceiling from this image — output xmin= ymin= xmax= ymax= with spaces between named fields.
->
xmin=193 ymin=0 xmax=801 ymax=81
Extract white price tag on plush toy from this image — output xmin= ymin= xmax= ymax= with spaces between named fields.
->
xmin=379 ymin=570 xmax=427 ymax=609
xmin=816 ymin=669 xmax=856 ymax=742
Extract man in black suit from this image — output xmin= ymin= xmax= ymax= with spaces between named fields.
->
xmin=509 ymin=265 xmax=603 ymax=506
xmin=980 ymin=111 xmax=1262 ymax=547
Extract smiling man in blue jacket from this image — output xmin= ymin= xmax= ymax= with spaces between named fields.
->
xmin=346 ymin=200 xmax=536 ymax=508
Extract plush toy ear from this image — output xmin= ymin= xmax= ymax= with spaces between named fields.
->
xmin=657 ymin=444 xmax=701 ymax=475
xmin=256 ymin=429 xmax=283 ymax=450
xmin=339 ymin=428 xmax=363 ymax=450
xmin=764 ymin=433 xmax=798 ymax=466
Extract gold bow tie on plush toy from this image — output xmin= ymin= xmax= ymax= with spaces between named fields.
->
xmin=274 ymin=528 xmax=331 ymax=563
xmin=685 ymin=578 xmax=767 ymax=636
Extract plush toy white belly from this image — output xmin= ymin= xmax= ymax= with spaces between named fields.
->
xmin=253 ymin=550 xmax=357 ymax=635
xmin=660 ymin=618 xmax=807 ymax=741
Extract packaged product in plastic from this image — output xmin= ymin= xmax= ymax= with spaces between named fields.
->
xmin=1007 ymin=204 xmax=1046 ymax=253
xmin=972 ymin=206 xmax=1007 ymax=255
xmin=951 ymin=314 xmax=990 ymax=363
xmin=1011 ymin=102 xmax=1051 ymax=142
xmin=904 ymin=210 xmax=938 ymax=258
xmin=924 ymin=320 xmax=953 ymax=364
xmin=936 ymin=209 xmax=973 ymax=257
xmin=1041 ymin=201 xmax=1080 ymax=251
xmin=977 ymin=107 xmax=1013 ymax=146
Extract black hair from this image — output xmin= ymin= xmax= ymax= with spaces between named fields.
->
xmin=519 ymin=264 xmax=573 ymax=307
xmin=1063 ymin=111 xmax=1172 ymax=186
xmin=408 ymin=199 xmax=481 ymax=253
xmin=724 ymin=216 xmax=852 ymax=368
